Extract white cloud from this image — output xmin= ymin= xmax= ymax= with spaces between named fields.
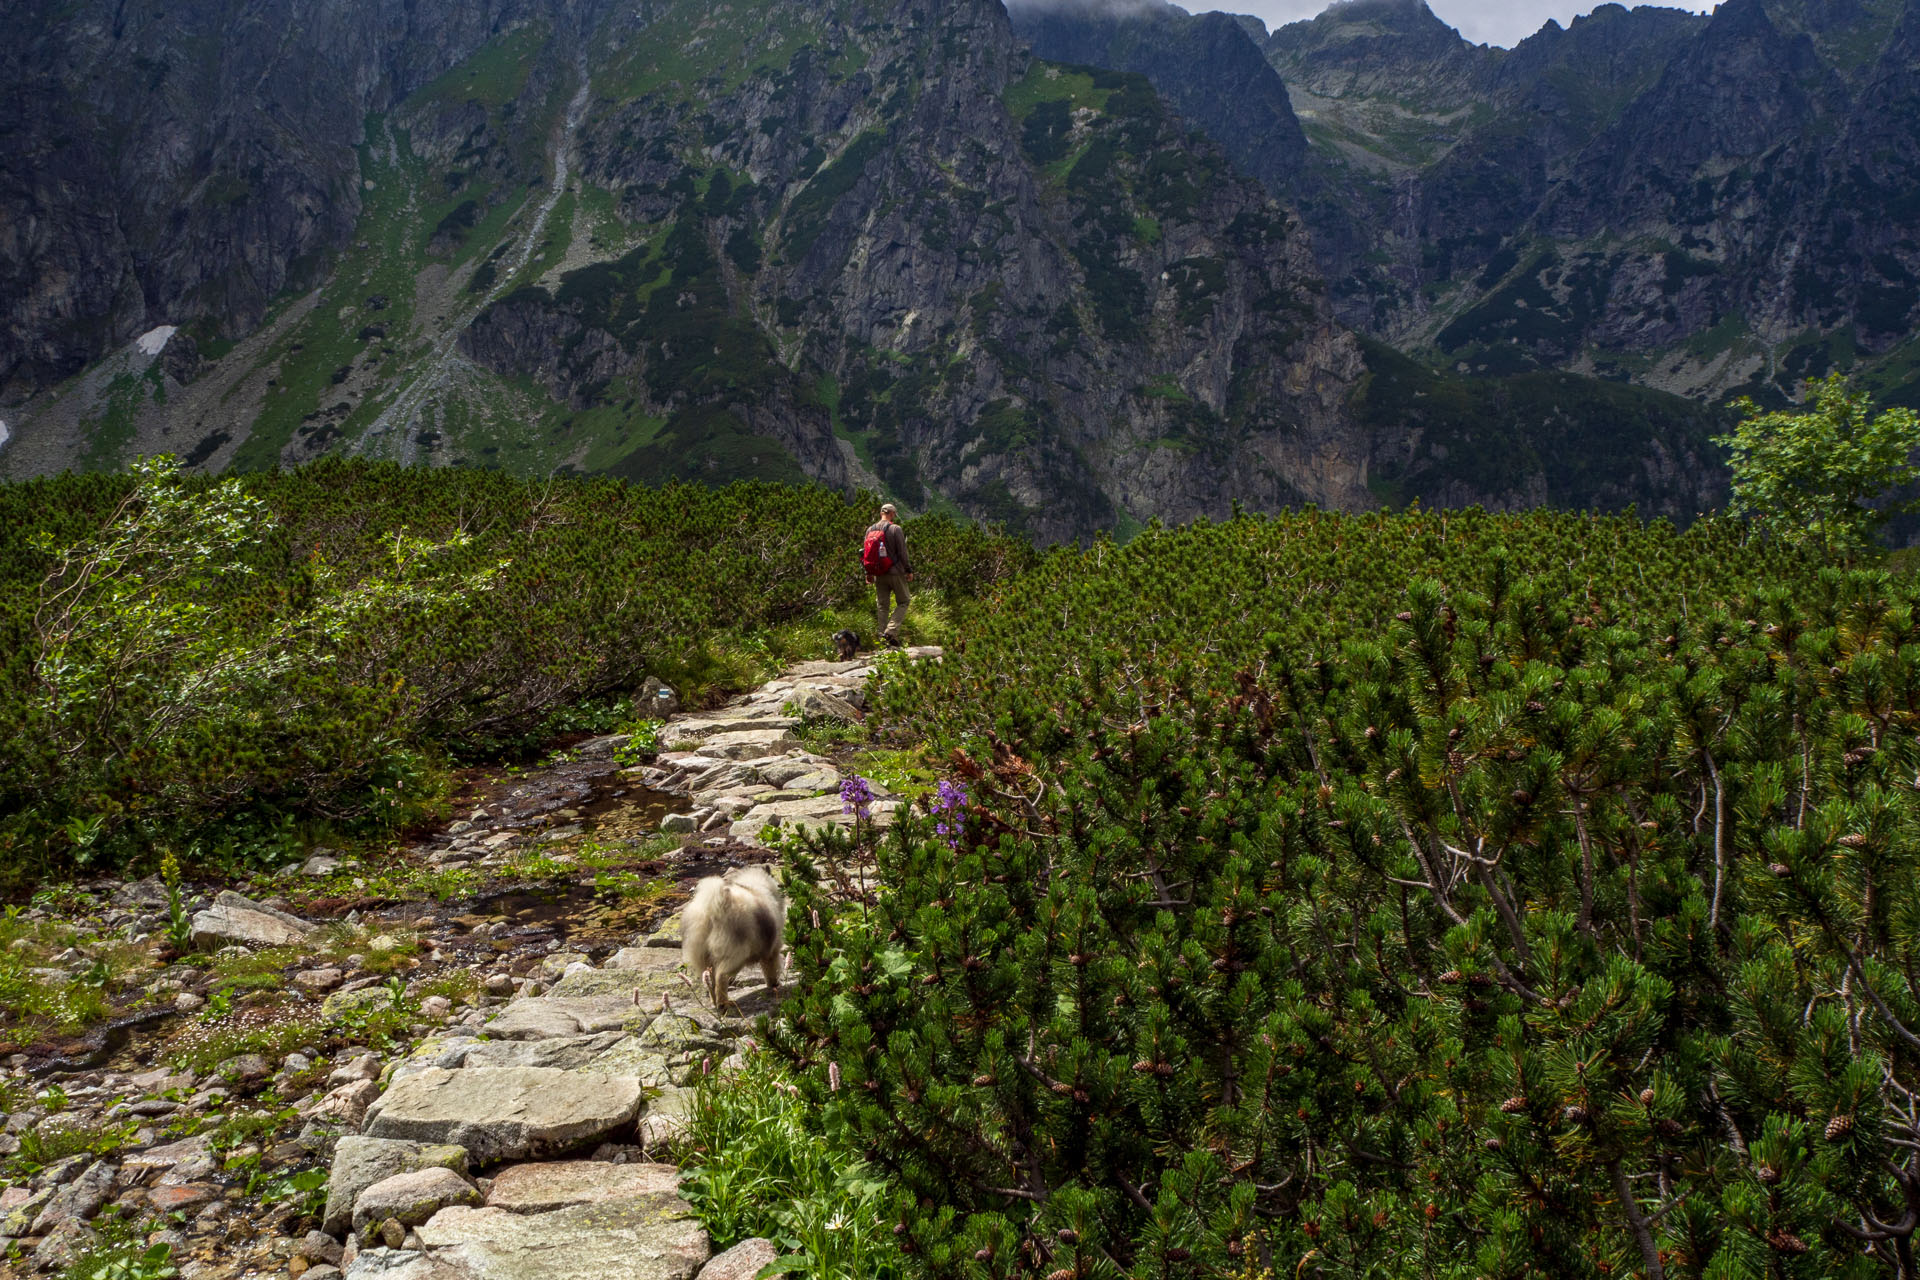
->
xmin=1215 ymin=1 xmax=1720 ymax=49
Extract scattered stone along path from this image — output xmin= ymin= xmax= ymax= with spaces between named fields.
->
xmin=0 ymin=649 xmax=934 ymax=1278
xmin=309 ymin=649 xmax=936 ymax=1280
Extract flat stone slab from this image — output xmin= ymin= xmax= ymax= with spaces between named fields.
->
xmin=692 ymin=728 xmax=799 ymax=760
xmin=485 ymin=1161 xmax=681 ymax=1214
xmin=661 ymin=715 xmax=798 ymax=747
xmin=407 ymin=1197 xmax=709 ymax=1280
xmin=546 ymin=967 xmax=685 ymax=1000
xmin=364 ymin=1068 xmax=643 ymax=1165
xmin=445 ymin=1033 xmax=670 ymax=1084
xmin=482 ymin=996 xmax=656 ymax=1040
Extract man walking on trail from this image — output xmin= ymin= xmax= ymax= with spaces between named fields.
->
xmin=863 ymin=502 xmax=913 ymax=648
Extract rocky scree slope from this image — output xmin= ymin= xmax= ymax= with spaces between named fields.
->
xmin=1 ymin=0 xmax=1369 ymax=543
xmin=1016 ymin=0 xmax=1920 ymax=410
xmin=0 ymin=650 xmax=922 ymax=1278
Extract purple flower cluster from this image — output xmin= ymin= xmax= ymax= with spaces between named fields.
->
xmin=931 ymin=778 xmax=969 ymax=849
xmin=840 ymin=775 xmax=875 ymax=819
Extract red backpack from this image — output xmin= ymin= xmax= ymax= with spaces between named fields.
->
xmin=861 ymin=525 xmax=893 ymax=575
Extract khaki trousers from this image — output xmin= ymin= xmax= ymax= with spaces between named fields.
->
xmin=874 ymin=572 xmax=911 ymax=641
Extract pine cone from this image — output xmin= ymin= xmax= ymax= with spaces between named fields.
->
xmin=1826 ymin=1113 xmax=1855 ymax=1140
xmin=1757 ymin=1165 xmax=1781 ymax=1185
xmin=1484 ymin=1137 xmax=1503 ymax=1151
xmin=1837 ymin=833 xmax=1869 ymax=848
xmin=1639 ymin=1089 xmax=1656 ymax=1106
xmin=1562 ymin=1105 xmax=1590 ymax=1124
xmin=974 ymin=1248 xmax=993 ymax=1261
xmin=1438 ymin=969 xmax=1463 ymax=984
xmin=1768 ymin=863 xmax=1791 ymax=877
xmin=1765 ymin=1230 xmax=1809 ymax=1254
xmin=1500 ymin=1095 xmax=1529 ymax=1114
xmin=1132 ymin=1060 xmax=1156 ymax=1074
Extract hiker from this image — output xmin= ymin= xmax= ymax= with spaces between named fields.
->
xmin=862 ymin=502 xmax=913 ymax=648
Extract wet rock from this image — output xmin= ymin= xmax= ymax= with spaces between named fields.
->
xmin=351 ymin=1167 xmax=481 ymax=1233
xmin=322 ymin=1137 xmax=470 ymax=1236
xmin=364 ymin=1067 xmax=644 ymax=1165
xmin=697 ymin=1238 xmax=781 ymax=1280
xmin=191 ymin=890 xmax=317 ymax=948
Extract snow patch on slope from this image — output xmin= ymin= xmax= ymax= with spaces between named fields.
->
xmin=134 ymin=325 xmax=177 ymax=357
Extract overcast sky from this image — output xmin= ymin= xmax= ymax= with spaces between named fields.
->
xmin=1217 ymin=1 xmax=1721 ymax=47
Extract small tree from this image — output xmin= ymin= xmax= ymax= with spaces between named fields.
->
xmin=1717 ymin=374 xmax=1920 ymax=561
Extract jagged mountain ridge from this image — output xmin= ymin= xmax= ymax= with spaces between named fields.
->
xmin=1 ymin=0 xmax=1733 ymax=534
xmin=1014 ymin=0 xmax=1920 ymax=411
xmin=2 ymin=0 xmax=1379 ymax=541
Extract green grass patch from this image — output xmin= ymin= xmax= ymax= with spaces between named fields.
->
xmin=681 ymin=1057 xmax=907 ymax=1279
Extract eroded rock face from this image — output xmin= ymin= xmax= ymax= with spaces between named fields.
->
xmin=364 ymin=1068 xmax=644 ymax=1165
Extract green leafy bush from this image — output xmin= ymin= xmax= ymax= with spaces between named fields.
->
xmin=0 ymin=458 xmax=1027 ymax=876
xmin=774 ymin=510 xmax=1920 ymax=1278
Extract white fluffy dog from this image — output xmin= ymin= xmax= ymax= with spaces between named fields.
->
xmin=682 ymin=865 xmax=786 ymax=1011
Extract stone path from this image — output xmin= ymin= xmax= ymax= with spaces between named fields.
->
xmin=295 ymin=649 xmax=937 ymax=1280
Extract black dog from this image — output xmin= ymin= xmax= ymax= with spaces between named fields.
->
xmin=831 ymin=629 xmax=860 ymax=660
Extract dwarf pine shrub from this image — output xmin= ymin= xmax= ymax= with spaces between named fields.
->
xmin=773 ymin=510 xmax=1920 ymax=1279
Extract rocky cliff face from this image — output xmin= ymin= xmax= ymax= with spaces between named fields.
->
xmin=0 ymin=0 xmax=1756 ymax=534
xmin=0 ymin=0 xmax=588 ymax=402
xmin=2 ymin=0 xmax=1379 ymax=541
xmin=1016 ymin=0 xmax=1920 ymax=412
